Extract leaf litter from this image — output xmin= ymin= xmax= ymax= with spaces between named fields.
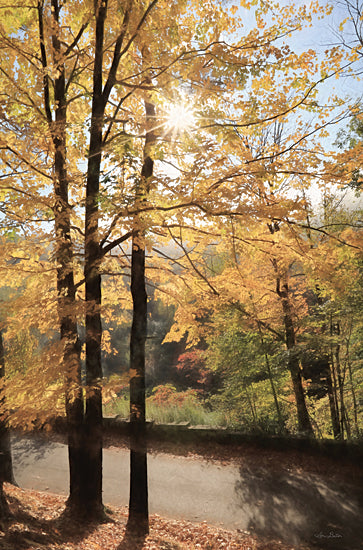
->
xmin=0 ymin=483 xmax=308 ymax=550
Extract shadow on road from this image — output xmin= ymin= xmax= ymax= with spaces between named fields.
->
xmin=234 ymin=464 xmax=363 ymax=550
xmin=11 ymin=433 xmax=59 ymax=468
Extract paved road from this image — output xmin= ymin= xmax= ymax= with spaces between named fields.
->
xmin=11 ymin=434 xmax=363 ymax=550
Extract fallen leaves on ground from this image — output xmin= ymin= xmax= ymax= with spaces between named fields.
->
xmin=0 ymin=483 xmax=305 ymax=550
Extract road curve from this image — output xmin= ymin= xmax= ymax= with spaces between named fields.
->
xmin=11 ymin=433 xmax=363 ymax=550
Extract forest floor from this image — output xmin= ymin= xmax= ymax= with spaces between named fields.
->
xmin=0 ymin=482 xmax=309 ymax=550
xmin=4 ymin=429 xmax=362 ymax=550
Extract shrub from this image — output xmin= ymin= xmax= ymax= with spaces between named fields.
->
xmin=103 ymin=383 xmax=227 ymax=426
xmin=146 ymin=384 xmax=199 ymax=407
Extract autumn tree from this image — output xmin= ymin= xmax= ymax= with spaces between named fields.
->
xmin=156 ymin=79 xmax=354 ymax=435
xmin=1 ymin=0 xmax=360 ymax=527
xmin=269 ymin=231 xmax=314 ymax=435
xmin=202 ymin=306 xmax=288 ymax=432
xmin=1 ymin=0 xmax=259 ymax=518
xmin=37 ymin=0 xmax=86 ymax=514
xmin=301 ymin=190 xmax=363 ymax=438
xmin=126 ymin=48 xmax=156 ymax=533
xmin=95 ymin=0 xmax=329 ymax=528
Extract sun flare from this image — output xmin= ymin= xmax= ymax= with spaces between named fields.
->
xmin=164 ymin=101 xmax=195 ymax=134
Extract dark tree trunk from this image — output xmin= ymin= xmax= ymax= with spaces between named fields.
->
xmin=82 ymin=0 xmax=110 ymax=517
xmin=0 ymin=429 xmax=14 ymax=488
xmin=0 ymin=330 xmax=12 ymax=523
xmin=64 ymin=332 xmax=85 ymax=514
xmin=0 ymin=482 xmax=9 ymax=521
xmin=329 ymin=318 xmax=351 ymax=440
xmin=39 ymin=0 xmax=86 ymax=515
xmin=325 ymin=360 xmax=341 ymax=439
xmin=128 ymin=239 xmax=149 ymax=535
xmin=275 ymin=274 xmax=314 ymax=435
xmin=83 ymin=144 xmax=104 ymax=516
xmin=0 ymin=330 xmax=15 ymax=487
xmin=334 ymin=334 xmax=351 ymax=439
xmin=268 ymin=224 xmax=313 ymax=436
xmin=127 ymin=92 xmax=155 ymax=536
xmin=347 ymin=339 xmax=359 ymax=437
xmin=38 ymin=0 xmax=99 ymax=516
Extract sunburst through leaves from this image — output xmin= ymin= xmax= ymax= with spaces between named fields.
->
xmin=164 ymin=98 xmax=196 ymax=137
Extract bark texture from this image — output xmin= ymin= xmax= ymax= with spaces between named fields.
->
xmin=39 ymin=0 xmax=86 ymax=515
xmin=82 ymin=0 xmax=109 ymax=516
xmin=0 ymin=330 xmax=12 ymax=521
xmin=276 ymin=276 xmax=314 ymax=435
xmin=127 ymin=93 xmax=155 ymax=536
xmin=0 ymin=330 xmax=15 ymax=487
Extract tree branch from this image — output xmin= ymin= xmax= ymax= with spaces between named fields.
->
xmin=37 ymin=0 xmax=52 ymax=124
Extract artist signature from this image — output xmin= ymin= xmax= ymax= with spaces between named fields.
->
xmin=314 ymin=531 xmax=343 ymax=539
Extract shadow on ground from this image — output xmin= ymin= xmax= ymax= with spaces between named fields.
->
xmin=117 ymin=530 xmax=146 ymax=550
xmin=234 ymin=464 xmax=363 ymax=550
xmin=11 ymin=434 xmax=57 ymax=468
xmin=1 ymin=492 xmax=104 ymax=549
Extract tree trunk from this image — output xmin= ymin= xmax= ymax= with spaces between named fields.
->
xmin=346 ymin=337 xmax=359 ymax=436
xmin=64 ymin=336 xmax=85 ymax=514
xmin=244 ymin=386 xmax=257 ymax=426
xmin=0 ymin=330 xmax=11 ymax=523
xmin=325 ymin=360 xmax=341 ymax=439
xmin=329 ymin=317 xmax=350 ymax=440
xmin=334 ymin=333 xmax=351 ymax=439
xmin=82 ymin=0 xmax=110 ymax=517
xmin=0 ymin=330 xmax=15 ymax=487
xmin=127 ymin=89 xmax=155 ymax=536
xmin=38 ymin=0 xmax=85 ymax=514
xmin=275 ymin=274 xmax=314 ymax=435
xmin=268 ymin=222 xmax=313 ymax=436
xmin=128 ymin=237 xmax=149 ymax=535
xmin=0 ymin=482 xmax=9 ymax=521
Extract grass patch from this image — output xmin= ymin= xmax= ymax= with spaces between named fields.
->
xmin=103 ymin=396 xmax=226 ymax=427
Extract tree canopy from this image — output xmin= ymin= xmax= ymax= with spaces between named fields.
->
xmin=0 ymin=0 xmax=362 ymax=524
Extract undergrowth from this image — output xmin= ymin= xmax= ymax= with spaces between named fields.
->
xmin=103 ymin=384 xmax=227 ymax=427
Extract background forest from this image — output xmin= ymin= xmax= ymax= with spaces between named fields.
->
xmin=0 ymin=0 xmax=362 ymax=459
